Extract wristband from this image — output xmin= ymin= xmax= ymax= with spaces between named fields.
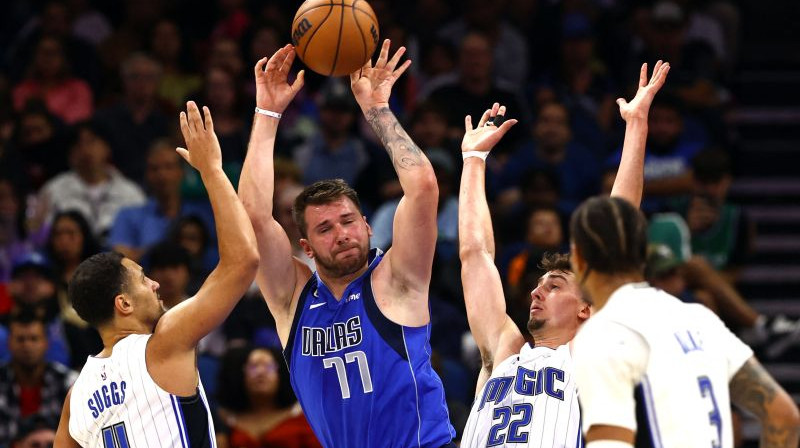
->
xmin=254 ymin=107 xmax=282 ymax=119
xmin=462 ymin=151 xmax=489 ymax=161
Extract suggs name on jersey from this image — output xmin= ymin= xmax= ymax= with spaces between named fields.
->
xmin=478 ymin=366 xmax=566 ymax=410
xmin=302 ymin=316 xmax=363 ymax=357
xmin=87 ymin=381 xmax=127 ymax=418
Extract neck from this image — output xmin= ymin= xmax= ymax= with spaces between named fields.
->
xmin=530 ymin=330 xmax=569 ymax=349
xmin=250 ymin=396 xmax=279 ymax=413
xmin=78 ymin=167 xmax=109 ymax=185
xmin=584 ymin=271 xmax=644 ymax=311
xmin=317 ymin=263 xmax=369 ymax=300
xmin=98 ymin=322 xmax=153 ymax=356
xmin=12 ymin=362 xmax=45 ymax=385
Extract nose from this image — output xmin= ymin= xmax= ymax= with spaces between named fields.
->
xmin=530 ymin=286 xmax=543 ymax=302
xmin=151 ymin=279 xmax=160 ymax=290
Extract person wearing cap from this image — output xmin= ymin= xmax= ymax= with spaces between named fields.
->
xmin=0 ymin=310 xmax=77 ymax=444
xmin=11 ymin=414 xmax=57 ymax=448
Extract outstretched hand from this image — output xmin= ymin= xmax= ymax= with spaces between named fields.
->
xmin=350 ymin=39 xmax=411 ymax=111
xmin=177 ymin=101 xmax=222 ymax=174
xmin=255 ymin=44 xmax=305 ymax=114
xmin=461 ymin=103 xmax=518 ymax=154
xmin=617 ymin=60 xmax=670 ymax=122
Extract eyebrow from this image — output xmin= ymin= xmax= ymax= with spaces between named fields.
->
xmin=314 ymin=213 xmax=357 ymax=231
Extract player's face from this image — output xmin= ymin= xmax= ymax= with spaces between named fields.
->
xmin=121 ymin=258 xmax=165 ymax=329
xmin=244 ymin=349 xmax=280 ymax=398
xmin=301 ymin=197 xmax=372 ymax=278
xmin=527 ymin=270 xmax=589 ymax=340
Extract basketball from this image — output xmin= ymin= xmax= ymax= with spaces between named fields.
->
xmin=291 ymin=0 xmax=380 ymax=77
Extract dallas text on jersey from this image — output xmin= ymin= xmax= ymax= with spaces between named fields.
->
xmin=478 ymin=367 xmax=566 ymax=410
xmin=301 ymin=316 xmax=363 ymax=357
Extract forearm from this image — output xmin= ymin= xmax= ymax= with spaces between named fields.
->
xmin=610 ymin=118 xmax=647 ymax=207
xmin=364 ymin=105 xmax=436 ymax=192
xmin=202 ymin=168 xmax=258 ymax=264
xmin=238 ymin=115 xmax=280 ymax=222
xmin=459 ymin=158 xmax=495 ymax=258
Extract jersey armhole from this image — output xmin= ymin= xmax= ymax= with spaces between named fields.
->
xmin=282 ymin=276 xmax=315 ymax=369
xmin=362 ymin=271 xmax=409 ymax=360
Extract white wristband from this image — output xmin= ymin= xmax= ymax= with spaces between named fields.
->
xmin=462 ymin=151 xmax=489 ymax=161
xmin=254 ymin=107 xmax=282 ymax=119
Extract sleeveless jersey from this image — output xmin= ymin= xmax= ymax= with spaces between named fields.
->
xmin=573 ymin=283 xmax=753 ymax=448
xmin=284 ymin=249 xmax=455 ymax=448
xmin=461 ymin=344 xmax=581 ymax=448
xmin=69 ymin=334 xmax=216 ymax=448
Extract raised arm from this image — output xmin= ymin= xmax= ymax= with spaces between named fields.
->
xmin=729 ymin=357 xmax=800 ymax=447
xmin=610 ymin=61 xmax=670 ymax=207
xmin=350 ymin=39 xmax=438 ymax=291
xmin=458 ymin=104 xmax=523 ymax=391
xmin=150 ymin=102 xmax=258 ymax=353
xmin=238 ymin=45 xmax=309 ymax=334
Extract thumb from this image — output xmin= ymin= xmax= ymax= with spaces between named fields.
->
xmin=464 ymin=115 xmax=473 ymax=132
xmin=616 ymin=98 xmax=627 ymax=107
xmin=176 ymin=147 xmax=191 ymax=163
xmin=292 ymin=70 xmax=305 ymax=93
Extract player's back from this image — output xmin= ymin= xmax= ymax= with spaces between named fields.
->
xmin=461 ymin=344 xmax=581 ymax=448
xmin=574 ymin=283 xmax=753 ymax=448
xmin=69 ymin=334 xmax=216 ymax=448
xmin=284 ymin=249 xmax=455 ymax=448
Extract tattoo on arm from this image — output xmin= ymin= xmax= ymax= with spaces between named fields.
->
xmin=365 ymin=107 xmax=424 ymax=171
xmin=730 ymin=358 xmax=800 ymax=447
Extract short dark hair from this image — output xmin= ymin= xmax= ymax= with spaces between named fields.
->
xmin=539 ymin=252 xmax=572 ymax=273
xmin=216 ymin=345 xmax=297 ymax=411
xmin=68 ymin=252 xmax=128 ymax=327
xmin=570 ymin=196 xmax=647 ymax=275
xmin=147 ymin=242 xmax=191 ymax=271
xmin=292 ymin=179 xmax=361 ymax=238
xmin=8 ymin=307 xmax=47 ymax=335
xmin=692 ymin=148 xmax=731 ymax=184
xmin=46 ymin=210 xmax=102 ymax=269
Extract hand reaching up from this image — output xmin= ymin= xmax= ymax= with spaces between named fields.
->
xmin=177 ymin=101 xmax=222 ymax=174
xmin=461 ymin=103 xmax=518 ymax=154
xmin=617 ymin=60 xmax=670 ymax=122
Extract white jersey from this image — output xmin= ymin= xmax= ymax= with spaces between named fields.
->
xmin=461 ymin=344 xmax=581 ymax=448
xmin=68 ymin=334 xmax=217 ymax=448
xmin=573 ymin=283 xmax=753 ymax=448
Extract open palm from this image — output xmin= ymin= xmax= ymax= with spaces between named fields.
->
xmin=618 ymin=60 xmax=670 ymax=122
xmin=255 ymin=44 xmax=304 ymax=113
xmin=350 ymin=39 xmax=411 ymax=110
xmin=461 ymin=103 xmax=518 ymax=153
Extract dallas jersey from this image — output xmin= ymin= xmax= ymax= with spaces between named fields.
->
xmin=69 ymin=334 xmax=216 ymax=448
xmin=461 ymin=344 xmax=581 ymax=448
xmin=572 ymin=283 xmax=753 ymax=448
xmin=283 ymin=249 xmax=455 ymax=448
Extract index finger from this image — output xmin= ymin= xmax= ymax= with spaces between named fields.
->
xmin=254 ymin=57 xmax=268 ymax=77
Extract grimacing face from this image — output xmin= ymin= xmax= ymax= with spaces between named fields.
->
xmin=299 ymin=196 xmax=372 ymax=278
xmin=527 ymin=270 xmax=588 ymax=339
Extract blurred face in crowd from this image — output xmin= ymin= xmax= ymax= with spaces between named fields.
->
xmin=561 ymin=37 xmax=594 ymax=68
xmin=300 ymin=196 xmax=372 ymax=278
xmin=320 ymin=107 xmax=356 ymax=139
xmin=276 ymin=184 xmax=304 ymax=242
xmin=33 ymin=37 xmax=66 ymax=80
xmin=176 ymin=220 xmax=207 ymax=257
xmin=694 ymin=176 xmax=732 ymax=205
xmin=208 ymin=39 xmax=244 ymax=77
xmin=69 ymin=128 xmax=110 ymax=172
xmin=526 ymin=209 xmax=563 ymax=250
xmin=41 ymin=2 xmax=71 ymax=37
xmin=534 ymin=103 xmax=571 ymax=152
xmin=51 ymin=215 xmax=84 ymax=264
xmin=528 ymin=270 xmax=589 ymax=341
xmin=16 ymin=427 xmax=57 ymax=448
xmin=19 ymin=113 xmax=54 ymax=147
xmin=149 ymin=264 xmax=189 ymax=308
xmin=122 ymin=57 xmax=161 ymax=104
xmin=146 ymin=145 xmax=183 ymax=199
xmin=0 ymin=180 xmax=18 ymax=224
xmin=522 ymin=172 xmax=560 ymax=209
xmin=465 ymin=0 xmax=502 ymax=30
xmin=459 ymin=33 xmax=493 ymax=83
xmin=411 ymin=111 xmax=448 ymax=150
xmin=244 ymin=349 xmax=280 ymax=399
xmin=151 ymin=20 xmax=182 ymax=63
xmin=205 ymin=67 xmax=237 ymax=112
xmin=249 ymin=27 xmax=281 ymax=66
xmin=647 ymin=104 xmax=683 ymax=148
xmin=8 ymin=321 xmax=48 ymax=369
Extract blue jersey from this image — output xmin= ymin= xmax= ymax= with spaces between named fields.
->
xmin=284 ymin=249 xmax=455 ymax=448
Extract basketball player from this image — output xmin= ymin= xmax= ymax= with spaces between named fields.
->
xmin=457 ymin=61 xmax=669 ymax=447
xmin=570 ymin=202 xmax=800 ymax=446
xmin=238 ymin=42 xmax=455 ymax=447
xmin=53 ymin=102 xmax=259 ymax=447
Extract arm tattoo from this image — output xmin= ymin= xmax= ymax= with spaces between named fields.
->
xmin=365 ymin=107 xmax=424 ymax=171
xmin=730 ymin=358 xmax=800 ymax=447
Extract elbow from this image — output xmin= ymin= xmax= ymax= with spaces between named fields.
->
xmin=459 ymin=243 xmax=492 ymax=262
xmin=407 ymin=169 xmax=439 ymax=199
xmin=771 ymin=393 xmax=800 ymax=429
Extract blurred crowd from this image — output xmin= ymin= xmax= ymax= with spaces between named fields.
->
xmin=0 ymin=0 xmax=784 ymax=446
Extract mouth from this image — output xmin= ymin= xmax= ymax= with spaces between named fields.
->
xmin=530 ymin=304 xmax=544 ymax=313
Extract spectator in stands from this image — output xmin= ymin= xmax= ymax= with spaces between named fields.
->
xmin=672 ymin=148 xmax=754 ymax=281
xmin=274 ymin=183 xmax=314 ymax=270
xmin=496 ymin=101 xmax=599 ymax=214
xmin=426 ymin=31 xmax=529 ymax=152
xmin=168 ymin=215 xmax=217 ymax=291
xmin=207 ymin=37 xmax=246 ymax=80
xmin=150 ymin=19 xmax=202 ymax=110
xmin=4 ymin=105 xmax=69 ymax=192
xmin=10 ymin=413 xmax=57 ymax=448
xmin=0 ymin=178 xmax=43 ymax=286
xmin=0 ymin=311 xmax=77 ymax=443
xmin=200 ymin=65 xmax=249 ymax=167
xmin=68 ymin=0 xmax=113 ymax=47
xmin=38 ymin=121 xmax=145 ymax=241
xmin=94 ymin=52 xmax=170 ymax=183
xmin=293 ymin=81 xmax=367 ymax=186
xmin=215 ymin=345 xmax=321 ymax=448
xmin=12 ymin=36 xmax=94 ymax=125
xmin=110 ymin=140 xmax=213 ymax=262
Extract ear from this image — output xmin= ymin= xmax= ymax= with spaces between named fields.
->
xmin=578 ymin=301 xmax=592 ymax=321
xmin=299 ymin=238 xmax=314 ymax=259
xmin=114 ymin=293 xmax=134 ymax=317
xmin=364 ymin=216 xmax=373 ymax=237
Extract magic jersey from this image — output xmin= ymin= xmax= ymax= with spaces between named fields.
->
xmin=69 ymin=334 xmax=216 ymax=448
xmin=461 ymin=344 xmax=581 ymax=447
xmin=283 ymin=249 xmax=455 ymax=448
xmin=573 ymin=283 xmax=753 ymax=448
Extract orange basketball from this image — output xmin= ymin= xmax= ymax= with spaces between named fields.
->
xmin=291 ymin=0 xmax=380 ymax=77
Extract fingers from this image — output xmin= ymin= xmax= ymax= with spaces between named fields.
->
xmin=651 ymin=60 xmax=663 ymax=84
xmin=291 ymin=69 xmax=306 ymax=93
xmin=639 ymin=63 xmax=648 ymax=88
xmin=278 ymin=46 xmax=296 ymax=74
xmin=477 ymin=107 xmax=492 ymax=127
xmin=375 ymin=39 xmax=390 ymax=67
xmin=464 ymin=115 xmax=473 ymax=132
xmin=254 ymin=57 xmax=268 ymax=77
xmin=175 ymin=147 xmax=190 ymax=163
xmin=179 ymin=111 xmax=190 ymax=140
xmin=265 ymin=44 xmax=290 ymax=74
xmin=496 ymin=118 xmax=518 ymax=136
xmin=386 ymin=45 xmax=406 ymax=72
xmin=616 ymin=98 xmax=627 ymax=107
xmin=186 ymin=101 xmax=202 ymax=133
xmin=393 ymin=59 xmax=412 ymax=79
xmin=202 ymin=106 xmax=213 ymax=132
xmin=653 ymin=62 xmax=670 ymax=88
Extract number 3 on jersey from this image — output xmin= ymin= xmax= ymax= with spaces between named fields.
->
xmin=323 ymin=350 xmax=373 ymax=399
xmin=102 ymin=422 xmax=130 ymax=448
xmin=698 ymin=376 xmax=722 ymax=448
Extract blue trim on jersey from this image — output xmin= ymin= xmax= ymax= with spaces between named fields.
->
xmin=197 ymin=387 xmax=216 ymax=448
xmin=363 ymin=269 xmax=407 ymax=360
xmin=283 ymin=278 xmax=314 ymax=369
xmin=634 ymin=377 xmax=663 ymax=448
xmin=173 ymin=394 xmax=190 ymax=448
xmin=641 ymin=376 xmax=663 ymax=448
xmin=401 ymin=326 xmax=423 ymax=448
xmin=170 ymin=395 xmax=188 ymax=448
